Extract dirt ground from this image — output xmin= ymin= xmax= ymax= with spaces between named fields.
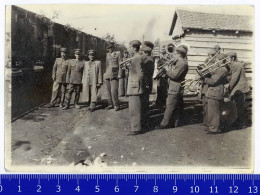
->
xmin=10 ymin=92 xmax=252 ymax=171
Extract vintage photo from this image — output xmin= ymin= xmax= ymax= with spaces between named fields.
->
xmin=5 ymin=4 xmax=254 ymax=172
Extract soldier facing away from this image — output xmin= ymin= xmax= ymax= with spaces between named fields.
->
xmin=225 ymin=51 xmax=250 ymax=129
xmin=104 ymin=42 xmax=122 ymax=111
xmin=48 ymin=47 xmax=69 ymax=108
xmin=81 ymin=49 xmax=103 ymax=112
xmin=63 ymin=49 xmax=84 ymax=110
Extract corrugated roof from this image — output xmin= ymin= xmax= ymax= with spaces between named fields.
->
xmin=174 ymin=9 xmax=253 ymax=33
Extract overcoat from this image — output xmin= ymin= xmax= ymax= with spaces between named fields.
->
xmin=81 ymin=60 xmax=103 ymax=102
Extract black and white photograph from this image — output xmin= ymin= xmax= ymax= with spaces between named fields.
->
xmin=4 ymin=4 xmax=254 ymax=172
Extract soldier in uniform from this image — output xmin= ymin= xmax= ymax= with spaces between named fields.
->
xmin=48 ymin=47 xmax=69 ymax=108
xmin=63 ymin=49 xmax=85 ymax=110
xmin=119 ymin=50 xmax=130 ymax=97
xmin=156 ymin=45 xmax=189 ymax=129
xmin=151 ymin=46 xmax=169 ymax=109
xmin=127 ymin=40 xmax=144 ymax=135
xmin=204 ymin=53 xmax=229 ymax=133
xmin=81 ymin=50 xmax=103 ymax=112
xmin=104 ymin=42 xmax=122 ymax=111
xmin=201 ymin=45 xmax=222 ymax=126
xmin=225 ymin=51 xmax=250 ymax=129
xmin=141 ymin=44 xmax=155 ymax=129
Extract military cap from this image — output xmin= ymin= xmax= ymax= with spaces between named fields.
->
xmin=74 ymin=49 xmax=82 ymax=54
xmin=226 ymin=51 xmax=237 ymax=58
xmin=88 ymin=49 xmax=96 ymax=55
xmin=144 ymin=41 xmax=154 ymax=49
xmin=60 ymin=47 xmax=67 ymax=52
xmin=129 ymin=40 xmax=141 ymax=46
xmin=176 ymin=45 xmax=188 ymax=55
xmin=107 ymin=42 xmax=115 ymax=48
xmin=213 ymin=45 xmax=221 ymax=52
xmin=208 ymin=45 xmax=221 ymax=55
xmin=141 ymin=45 xmax=152 ymax=52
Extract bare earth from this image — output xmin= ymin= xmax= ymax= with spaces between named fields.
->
xmin=10 ymin=95 xmax=252 ymax=170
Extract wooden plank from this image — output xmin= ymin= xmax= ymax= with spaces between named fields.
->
xmin=185 ymin=32 xmax=252 ymax=40
xmin=184 ymin=36 xmax=253 ymax=44
xmin=188 ymin=47 xmax=253 ymax=57
xmin=185 ymin=40 xmax=253 ymax=50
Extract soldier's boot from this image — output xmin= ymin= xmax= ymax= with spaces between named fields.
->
xmin=62 ymin=98 xmax=70 ymax=110
xmin=89 ymin=102 xmax=96 ymax=112
xmin=74 ymin=93 xmax=81 ymax=109
xmin=47 ymin=103 xmax=55 ymax=108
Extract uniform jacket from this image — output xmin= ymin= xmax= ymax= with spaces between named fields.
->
xmin=127 ymin=53 xmax=144 ymax=95
xmin=166 ymin=57 xmax=188 ymax=95
xmin=228 ymin=61 xmax=250 ymax=96
xmin=205 ymin=66 xmax=228 ymax=100
xmin=66 ymin=59 xmax=85 ymax=84
xmin=104 ymin=51 xmax=122 ymax=79
xmin=52 ymin=58 xmax=69 ymax=83
xmin=81 ymin=60 xmax=103 ymax=102
xmin=121 ymin=57 xmax=129 ymax=78
xmin=142 ymin=54 xmax=155 ymax=94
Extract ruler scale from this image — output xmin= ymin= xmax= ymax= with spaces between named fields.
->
xmin=0 ymin=174 xmax=259 ymax=194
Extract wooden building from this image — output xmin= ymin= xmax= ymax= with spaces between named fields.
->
xmin=169 ymin=9 xmax=254 ymax=83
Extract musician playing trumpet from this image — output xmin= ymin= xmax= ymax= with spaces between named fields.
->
xmin=155 ymin=45 xmax=189 ymax=129
xmin=203 ymin=52 xmax=229 ymax=134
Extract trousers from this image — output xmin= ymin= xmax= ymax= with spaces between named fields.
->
xmin=141 ymin=92 xmax=150 ymax=128
xmin=129 ymin=95 xmax=142 ymax=131
xmin=105 ymin=78 xmax=119 ymax=107
xmin=202 ymin=95 xmax=208 ymax=126
xmin=207 ymin=98 xmax=221 ymax=132
xmin=64 ymin=84 xmax=82 ymax=107
xmin=233 ymin=93 xmax=246 ymax=127
xmin=161 ymin=93 xmax=183 ymax=127
xmin=50 ymin=82 xmax=67 ymax=105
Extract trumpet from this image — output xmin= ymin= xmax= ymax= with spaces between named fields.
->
xmin=119 ymin=57 xmax=133 ymax=69
xmin=185 ymin=57 xmax=231 ymax=93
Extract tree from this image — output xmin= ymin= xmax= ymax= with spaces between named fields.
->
xmin=102 ymin=33 xmax=116 ymax=43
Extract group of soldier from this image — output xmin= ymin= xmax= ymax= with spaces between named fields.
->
xmin=48 ymin=39 xmax=249 ymax=136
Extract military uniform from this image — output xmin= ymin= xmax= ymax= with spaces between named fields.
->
xmin=50 ymin=57 xmax=69 ymax=107
xmin=226 ymin=52 xmax=250 ymax=128
xmin=127 ymin=40 xmax=144 ymax=132
xmin=119 ymin=56 xmax=129 ymax=97
xmin=82 ymin=54 xmax=103 ymax=109
xmin=205 ymin=63 xmax=228 ymax=133
xmin=49 ymin=48 xmax=69 ymax=107
xmin=64 ymin=54 xmax=85 ymax=109
xmin=160 ymin=55 xmax=188 ymax=128
xmin=141 ymin=45 xmax=155 ymax=128
xmin=104 ymin=47 xmax=122 ymax=109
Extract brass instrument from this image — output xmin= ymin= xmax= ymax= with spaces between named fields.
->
xmin=119 ymin=57 xmax=133 ymax=69
xmin=196 ymin=49 xmax=221 ymax=73
xmin=186 ymin=56 xmax=231 ymax=92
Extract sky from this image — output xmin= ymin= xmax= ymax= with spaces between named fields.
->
xmin=17 ymin=4 xmax=254 ymax=45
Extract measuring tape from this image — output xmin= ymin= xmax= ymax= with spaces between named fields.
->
xmin=0 ymin=174 xmax=259 ymax=194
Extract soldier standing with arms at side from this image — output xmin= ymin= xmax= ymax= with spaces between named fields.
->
xmin=62 ymin=49 xmax=84 ymax=110
xmin=225 ymin=52 xmax=250 ymax=129
xmin=201 ymin=45 xmax=222 ymax=126
xmin=156 ymin=45 xmax=188 ymax=129
xmin=104 ymin=42 xmax=122 ymax=111
xmin=141 ymin=42 xmax=155 ymax=130
xmin=119 ymin=50 xmax=130 ymax=97
xmin=204 ymin=53 xmax=229 ymax=134
xmin=81 ymin=50 xmax=103 ymax=112
xmin=48 ymin=48 xmax=69 ymax=108
xmin=127 ymin=40 xmax=144 ymax=136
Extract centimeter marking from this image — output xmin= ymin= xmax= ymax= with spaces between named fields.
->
xmin=0 ymin=174 xmax=259 ymax=194
xmin=0 ymin=174 xmax=260 ymax=180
